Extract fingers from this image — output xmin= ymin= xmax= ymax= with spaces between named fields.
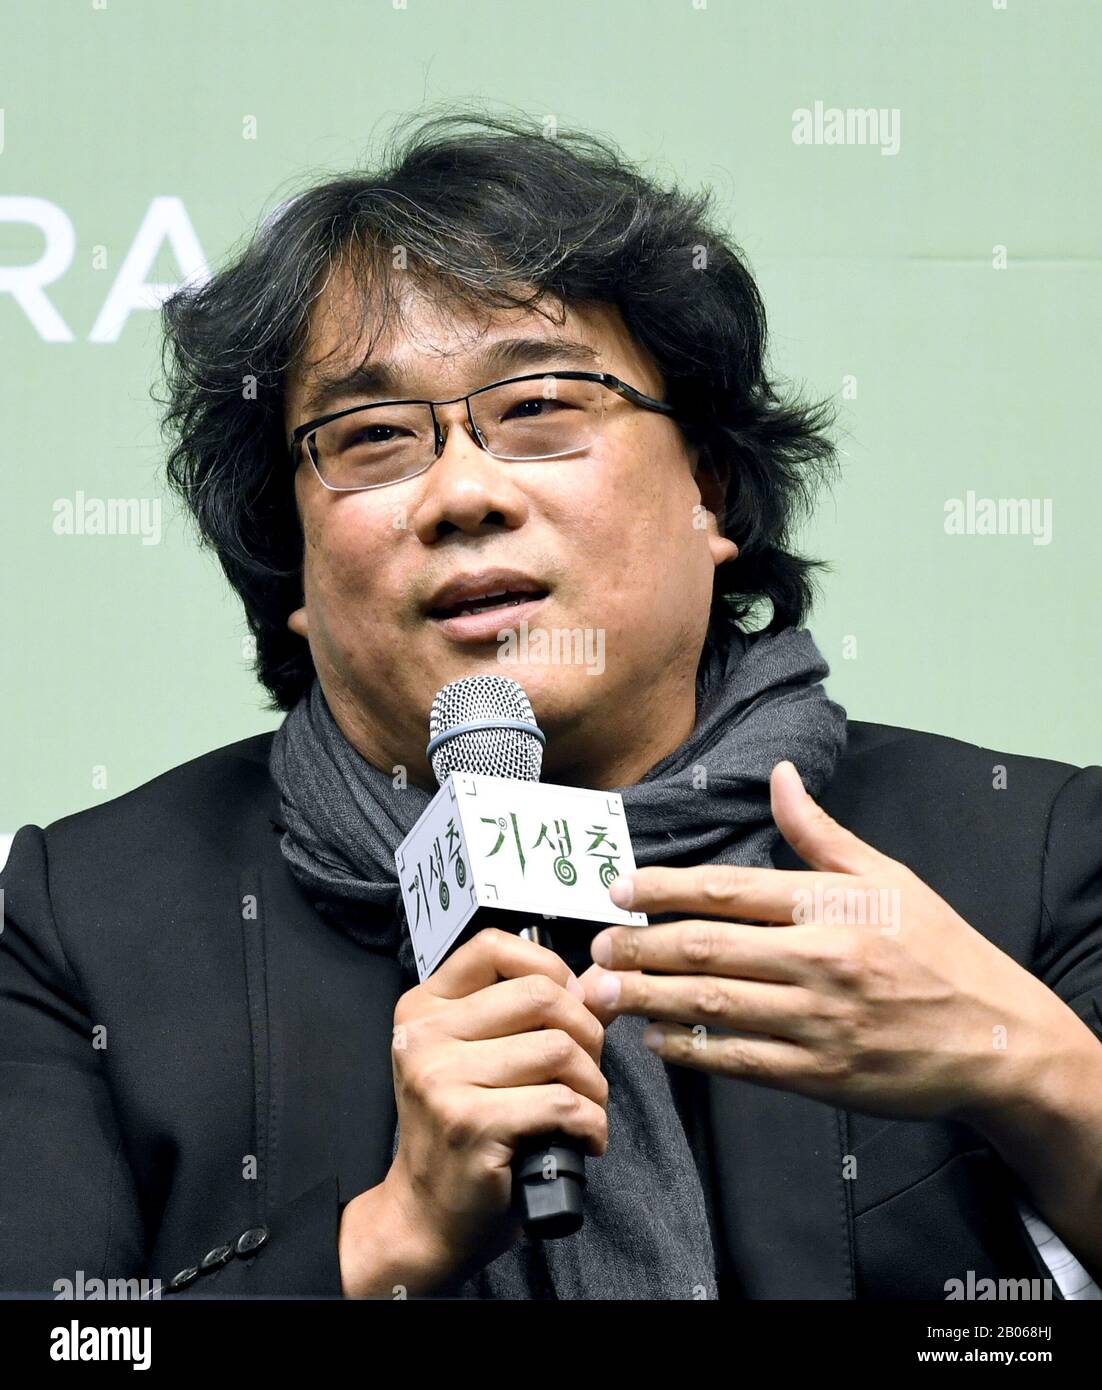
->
xmin=641 ymin=1025 xmax=812 ymax=1086
xmin=441 ymin=972 xmax=605 ymax=1064
xmin=449 ymin=1030 xmax=609 ymax=1107
xmin=611 ymin=863 xmax=862 ymax=922
xmin=590 ymin=919 xmax=809 ymax=982
xmin=484 ymin=1086 xmax=609 ymax=1158
xmin=594 ymin=970 xmax=823 ymax=1043
xmin=424 ymin=927 xmax=580 ymax=1001
xmin=576 ymin=962 xmax=641 ymax=1027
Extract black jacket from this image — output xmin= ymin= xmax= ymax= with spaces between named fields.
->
xmin=1 ymin=719 xmax=1100 ymax=1299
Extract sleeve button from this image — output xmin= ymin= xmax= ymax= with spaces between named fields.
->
xmin=235 ymin=1226 xmax=270 ymax=1257
xmin=167 ymin=1266 xmax=200 ymax=1292
xmin=200 ymin=1243 xmax=235 ymax=1271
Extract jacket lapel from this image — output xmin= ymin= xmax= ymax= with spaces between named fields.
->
xmin=706 ymin=1075 xmax=855 ymax=1298
xmin=242 ymin=781 xmax=405 ymax=1215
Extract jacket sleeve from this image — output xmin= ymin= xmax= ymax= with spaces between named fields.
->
xmin=161 ymin=1174 xmax=345 ymax=1298
xmin=0 ymin=824 xmax=148 ymax=1293
xmin=1007 ymin=764 xmax=1102 ymax=1300
xmin=0 ymin=826 xmax=345 ymax=1299
xmin=1034 ymin=764 xmax=1102 ymax=1043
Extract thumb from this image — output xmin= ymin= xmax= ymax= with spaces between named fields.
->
xmin=770 ymin=760 xmax=880 ymax=874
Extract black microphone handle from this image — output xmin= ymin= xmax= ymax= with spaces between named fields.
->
xmin=512 ymin=921 xmax=588 ymax=1239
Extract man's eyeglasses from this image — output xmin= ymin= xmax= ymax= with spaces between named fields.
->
xmin=288 ymin=370 xmax=679 ymax=492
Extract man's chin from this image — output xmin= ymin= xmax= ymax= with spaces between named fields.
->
xmin=417 ymin=646 xmax=602 ymax=726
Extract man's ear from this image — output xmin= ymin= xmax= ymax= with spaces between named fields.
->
xmin=288 ymin=605 xmax=308 ymax=639
xmin=692 ymin=443 xmax=729 ymax=517
xmin=693 ymin=445 xmax=739 ymax=566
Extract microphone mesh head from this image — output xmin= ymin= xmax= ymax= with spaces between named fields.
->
xmin=428 ymin=675 xmax=544 ymax=785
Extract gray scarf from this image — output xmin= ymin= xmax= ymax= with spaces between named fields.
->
xmin=268 ymin=619 xmax=847 ymax=1299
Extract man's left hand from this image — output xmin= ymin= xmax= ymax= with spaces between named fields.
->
xmin=579 ymin=760 xmax=1085 ymax=1125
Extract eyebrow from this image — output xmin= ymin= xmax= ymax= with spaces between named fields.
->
xmin=296 ymin=336 xmax=603 ymax=422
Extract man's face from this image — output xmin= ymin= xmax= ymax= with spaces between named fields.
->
xmin=283 ymin=269 xmax=735 ymax=789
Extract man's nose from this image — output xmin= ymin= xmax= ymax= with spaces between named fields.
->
xmin=410 ymin=401 xmax=529 ymax=542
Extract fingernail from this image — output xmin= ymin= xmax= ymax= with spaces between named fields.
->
xmin=778 ymin=759 xmax=804 ymax=791
xmin=565 ymin=971 xmax=585 ymax=999
xmin=591 ymin=932 xmax=612 ymax=967
xmin=643 ymin=1025 xmax=664 ymax=1049
xmin=609 ymin=875 xmax=634 ymax=908
xmin=594 ymin=970 xmax=622 ymax=1007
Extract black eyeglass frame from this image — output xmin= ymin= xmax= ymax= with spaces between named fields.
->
xmin=288 ymin=370 xmax=679 ymax=491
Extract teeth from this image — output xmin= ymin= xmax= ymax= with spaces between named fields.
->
xmin=433 ymin=585 xmax=544 ymax=619
xmin=459 ymin=595 xmax=529 ymax=616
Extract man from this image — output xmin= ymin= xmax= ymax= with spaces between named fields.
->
xmin=2 ymin=112 xmax=1100 ymax=1301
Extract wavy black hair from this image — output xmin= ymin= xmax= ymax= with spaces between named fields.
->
xmin=156 ymin=105 xmax=838 ymax=712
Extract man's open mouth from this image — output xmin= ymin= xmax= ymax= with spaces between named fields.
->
xmin=428 ymin=588 xmax=550 ymax=621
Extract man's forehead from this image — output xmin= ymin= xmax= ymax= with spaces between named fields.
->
xmin=286 ymin=275 xmax=646 ymax=422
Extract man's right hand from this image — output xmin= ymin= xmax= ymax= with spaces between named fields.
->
xmin=338 ymin=927 xmax=608 ymax=1298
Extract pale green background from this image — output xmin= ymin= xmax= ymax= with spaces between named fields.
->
xmin=2 ymin=0 xmax=1099 ymax=845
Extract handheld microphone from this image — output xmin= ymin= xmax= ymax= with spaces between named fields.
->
xmin=425 ymin=674 xmax=586 ymax=1239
